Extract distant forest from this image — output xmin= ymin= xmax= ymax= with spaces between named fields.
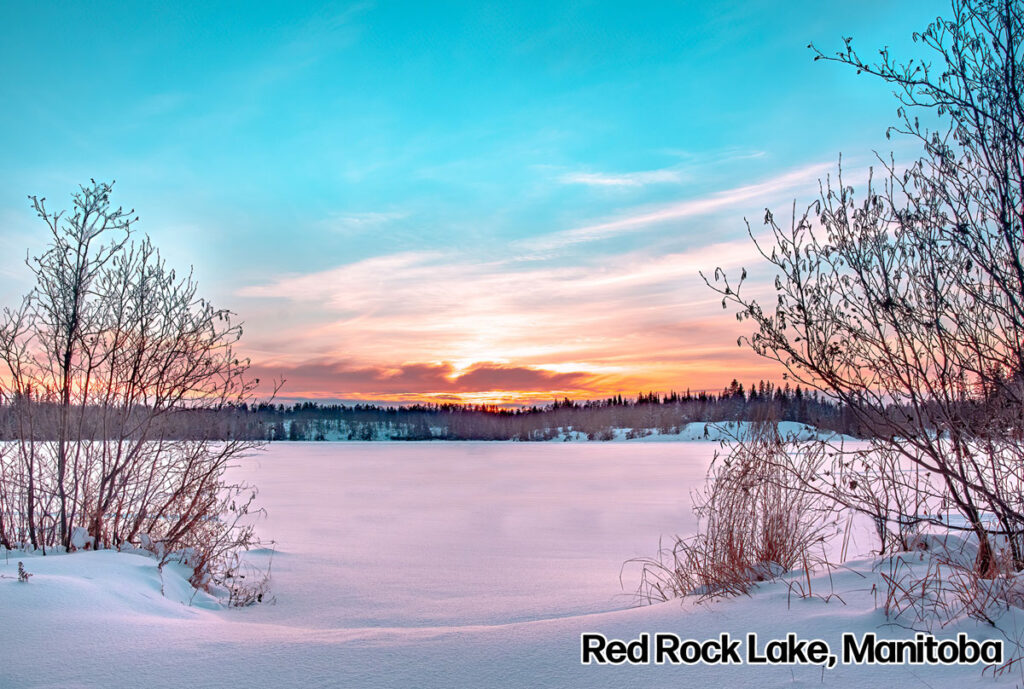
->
xmin=99 ymin=379 xmax=857 ymax=442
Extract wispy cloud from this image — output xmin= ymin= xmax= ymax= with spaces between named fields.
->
xmin=249 ymin=3 xmax=373 ymax=88
xmin=318 ymin=210 xmax=409 ymax=235
xmin=528 ymin=162 xmax=832 ymax=252
xmin=169 ymin=3 xmax=374 ymax=135
xmin=558 ymin=169 xmax=684 ymax=187
xmin=131 ymin=92 xmax=190 ymax=120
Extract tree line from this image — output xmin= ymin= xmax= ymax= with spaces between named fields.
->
xmin=0 ymin=380 xmax=860 ymax=442
xmin=261 ymin=381 xmax=854 ymax=441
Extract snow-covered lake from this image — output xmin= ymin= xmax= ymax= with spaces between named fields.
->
xmin=2 ymin=440 xmax=1016 ymax=688
xmin=230 ymin=441 xmax=709 ymax=628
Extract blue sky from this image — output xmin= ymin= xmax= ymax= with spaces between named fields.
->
xmin=0 ymin=1 xmax=946 ymax=402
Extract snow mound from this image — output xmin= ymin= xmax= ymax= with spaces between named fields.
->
xmin=0 ymin=549 xmax=220 ymax=619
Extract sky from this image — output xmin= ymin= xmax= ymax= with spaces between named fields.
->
xmin=0 ymin=0 xmax=946 ymax=405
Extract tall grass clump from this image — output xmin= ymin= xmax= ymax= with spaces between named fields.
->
xmin=630 ymin=422 xmax=836 ymax=602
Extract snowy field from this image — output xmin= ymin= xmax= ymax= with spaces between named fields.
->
xmin=1 ymin=441 xmax=1019 ymax=688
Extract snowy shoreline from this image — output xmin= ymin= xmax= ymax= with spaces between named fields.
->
xmin=270 ymin=420 xmax=857 ymax=443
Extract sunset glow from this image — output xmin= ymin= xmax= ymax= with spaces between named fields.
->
xmin=240 ymin=234 xmax=789 ymax=404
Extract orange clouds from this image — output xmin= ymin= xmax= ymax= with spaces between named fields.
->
xmin=236 ymin=245 xmax=786 ymax=402
xmin=248 ymin=360 xmax=606 ymax=404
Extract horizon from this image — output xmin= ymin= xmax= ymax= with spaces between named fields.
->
xmin=263 ymin=377 xmax=820 ymax=410
xmin=0 ymin=1 xmax=944 ymax=405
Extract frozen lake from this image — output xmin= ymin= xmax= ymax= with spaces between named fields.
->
xmin=4 ymin=439 xmax=1013 ymax=689
xmin=229 ymin=441 xmax=714 ymax=628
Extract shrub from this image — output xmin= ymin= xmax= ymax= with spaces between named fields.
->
xmin=630 ymin=423 xmax=835 ymax=602
xmin=0 ymin=181 xmax=269 ymax=599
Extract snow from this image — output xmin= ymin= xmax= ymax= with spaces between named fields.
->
xmin=293 ymin=419 xmax=856 ymax=442
xmin=0 ymin=442 xmax=1018 ymax=688
xmin=551 ymin=421 xmax=856 ymax=443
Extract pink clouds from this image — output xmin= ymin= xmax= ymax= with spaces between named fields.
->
xmin=248 ymin=360 xmax=603 ymax=401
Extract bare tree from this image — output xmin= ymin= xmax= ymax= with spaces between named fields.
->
xmin=0 ymin=181 xmax=265 ymax=589
xmin=704 ymin=0 xmax=1024 ymax=576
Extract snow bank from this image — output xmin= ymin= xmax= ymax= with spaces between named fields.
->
xmin=2 ymin=548 xmax=1017 ymax=688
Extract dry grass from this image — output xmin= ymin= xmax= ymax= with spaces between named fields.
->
xmin=876 ymin=536 xmax=1024 ymax=630
xmin=628 ymin=422 xmax=836 ymax=603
